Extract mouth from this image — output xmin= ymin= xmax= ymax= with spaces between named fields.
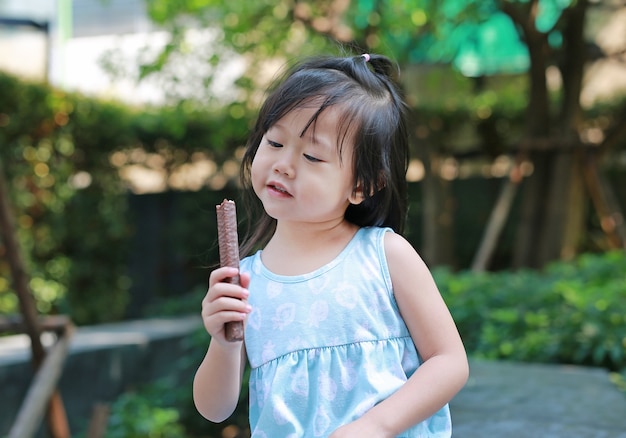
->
xmin=267 ymin=182 xmax=292 ymax=196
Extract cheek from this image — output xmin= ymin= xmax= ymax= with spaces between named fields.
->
xmin=250 ymin=155 xmax=265 ymax=191
xmin=337 ymin=165 xmax=357 ymax=195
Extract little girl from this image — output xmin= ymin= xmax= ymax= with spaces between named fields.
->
xmin=193 ymin=53 xmax=469 ymax=437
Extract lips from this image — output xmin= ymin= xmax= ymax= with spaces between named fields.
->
xmin=267 ymin=181 xmax=292 ymax=197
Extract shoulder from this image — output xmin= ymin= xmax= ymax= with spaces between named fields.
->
xmin=383 ymin=231 xmax=434 ymax=288
xmin=357 ymin=227 xmax=423 ymax=266
xmin=383 ymin=231 xmax=421 ymax=263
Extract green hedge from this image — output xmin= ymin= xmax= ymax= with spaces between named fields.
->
xmin=437 ymin=250 xmax=626 ymax=371
xmin=0 ymin=75 xmax=133 ymax=323
xmin=0 ymin=72 xmax=249 ymax=324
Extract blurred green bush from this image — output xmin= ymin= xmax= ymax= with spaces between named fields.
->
xmin=0 ymin=72 xmax=249 ymax=324
xmin=436 ymin=250 xmax=626 ymax=371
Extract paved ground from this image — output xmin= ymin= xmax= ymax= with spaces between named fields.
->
xmin=451 ymin=360 xmax=626 ymax=437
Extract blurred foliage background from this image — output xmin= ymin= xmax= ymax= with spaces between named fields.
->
xmin=0 ymin=71 xmax=251 ymax=323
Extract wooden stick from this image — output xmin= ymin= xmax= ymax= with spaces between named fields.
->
xmin=471 ymin=178 xmax=519 ymax=272
xmin=8 ymin=324 xmax=74 ymax=438
xmin=581 ymin=152 xmax=626 ymax=250
xmin=471 ymin=159 xmax=524 ymax=272
xmin=86 ymin=403 xmax=111 ymax=438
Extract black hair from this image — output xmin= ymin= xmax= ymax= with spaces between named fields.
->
xmin=239 ymin=53 xmax=409 ymax=256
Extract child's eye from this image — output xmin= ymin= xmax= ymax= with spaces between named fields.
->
xmin=267 ymin=140 xmax=282 ymax=148
xmin=303 ymin=154 xmax=322 ymax=163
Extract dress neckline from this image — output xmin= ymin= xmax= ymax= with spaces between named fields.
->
xmin=252 ymin=227 xmax=367 ymax=282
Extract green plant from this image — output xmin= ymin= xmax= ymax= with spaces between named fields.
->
xmin=0 ymin=72 xmax=249 ymax=325
xmin=97 ymin=329 xmax=250 ymax=438
xmin=437 ymin=250 xmax=626 ymax=371
xmin=104 ymin=390 xmax=185 ymax=438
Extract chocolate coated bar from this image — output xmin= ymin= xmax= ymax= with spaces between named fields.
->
xmin=216 ymin=199 xmax=244 ymax=342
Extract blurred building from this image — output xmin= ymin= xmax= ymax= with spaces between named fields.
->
xmin=0 ymin=0 xmax=171 ymax=105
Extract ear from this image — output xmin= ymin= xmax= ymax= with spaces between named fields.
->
xmin=350 ymin=172 xmax=387 ymax=205
xmin=349 ymin=184 xmax=366 ymax=205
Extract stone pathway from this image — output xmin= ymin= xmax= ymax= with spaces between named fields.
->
xmin=451 ymin=360 xmax=626 ymax=437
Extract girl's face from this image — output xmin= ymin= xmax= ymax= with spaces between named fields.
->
xmin=251 ymin=104 xmax=362 ymax=226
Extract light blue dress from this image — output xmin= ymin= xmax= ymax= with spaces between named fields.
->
xmin=241 ymin=227 xmax=451 ymax=437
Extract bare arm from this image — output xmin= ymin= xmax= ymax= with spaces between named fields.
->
xmin=192 ymin=267 xmax=251 ymax=422
xmin=331 ymin=233 xmax=469 ymax=437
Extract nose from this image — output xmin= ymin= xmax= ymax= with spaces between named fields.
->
xmin=273 ymin=150 xmax=296 ymax=177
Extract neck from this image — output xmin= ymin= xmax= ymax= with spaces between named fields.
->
xmin=261 ymin=219 xmax=359 ymax=275
xmin=277 ymin=218 xmax=354 ymax=244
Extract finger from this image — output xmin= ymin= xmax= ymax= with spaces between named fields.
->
xmin=206 ymin=269 xmax=247 ymax=301
xmin=239 ymin=271 xmax=251 ymax=289
xmin=203 ymin=313 xmax=246 ymax=340
xmin=203 ymin=294 xmax=251 ymax=316
xmin=204 ymin=281 xmax=249 ymax=304
xmin=205 ymin=308 xmax=249 ymax=326
xmin=203 ymin=306 xmax=250 ymax=335
xmin=208 ymin=266 xmax=240 ymax=287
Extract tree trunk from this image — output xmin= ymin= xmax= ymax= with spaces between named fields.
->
xmin=537 ymin=0 xmax=589 ymax=265
xmin=513 ymin=150 xmax=553 ymax=268
xmin=420 ymin=153 xmax=455 ymax=267
xmin=404 ymin=94 xmax=456 ymax=267
xmin=0 ymin=159 xmax=71 ymax=437
xmin=509 ymin=0 xmax=589 ymax=268
xmin=537 ymin=150 xmax=586 ymax=266
xmin=409 ymin=122 xmax=455 ymax=267
xmin=560 ymin=153 xmax=588 ymax=260
xmin=506 ymin=0 xmax=552 ymax=268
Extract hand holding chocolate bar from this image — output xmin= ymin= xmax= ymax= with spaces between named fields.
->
xmin=216 ymin=199 xmax=245 ymax=342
